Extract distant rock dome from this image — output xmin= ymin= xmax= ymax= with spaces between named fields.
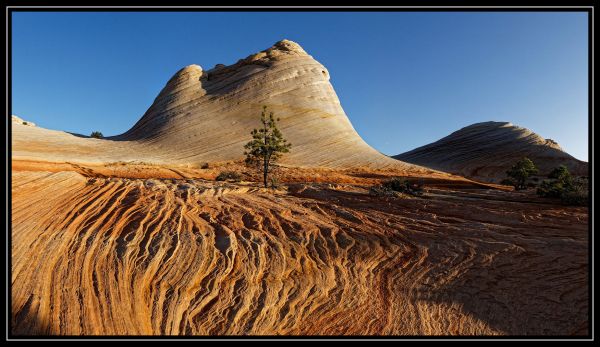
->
xmin=394 ymin=121 xmax=587 ymax=182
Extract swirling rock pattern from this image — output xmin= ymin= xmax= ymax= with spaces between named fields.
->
xmin=394 ymin=122 xmax=588 ymax=182
xmin=11 ymin=40 xmax=416 ymax=171
xmin=11 ymin=171 xmax=588 ymax=335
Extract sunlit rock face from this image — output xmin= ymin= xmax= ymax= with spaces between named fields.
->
xmin=11 ymin=171 xmax=589 ymax=335
xmin=394 ymin=121 xmax=588 ymax=182
xmin=115 ymin=39 xmax=410 ymax=169
xmin=13 ymin=40 xmax=420 ymax=170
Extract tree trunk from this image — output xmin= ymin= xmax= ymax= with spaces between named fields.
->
xmin=263 ymin=119 xmax=269 ymax=188
xmin=263 ymin=158 xmax=268 ymax=188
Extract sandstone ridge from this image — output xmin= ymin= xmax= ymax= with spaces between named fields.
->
xmin=394 ymin=121 xmax=588 ymax=182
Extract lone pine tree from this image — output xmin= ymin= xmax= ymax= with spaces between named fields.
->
xmin=244 ymin=106 xmax=292 ymax=187
xmin=505 ymin=157 xmax=538 ymax=190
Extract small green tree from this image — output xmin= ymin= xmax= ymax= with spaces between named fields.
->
xmin=548 ymin=165 xmax=572 ymax=183
xmin=536 ymin=165 xmax=573 ymax=197
xmin=505 ymin=157 xmax=538 ymax=190
xmin=537 ymin=165 xmax=587 ymax=205
xmin=244 ymin=106 xmax=292 ymax=188
xmin=90 ymin=131 xmax=104 ymax=139
xmin=215 ymin=171 xmax=241 ymax=182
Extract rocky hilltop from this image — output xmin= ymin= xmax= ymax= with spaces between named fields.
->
xmin=394 ymin=121 xmax=588 ymax=182
xmin=12 ymin=40 xmax=416 ymax=171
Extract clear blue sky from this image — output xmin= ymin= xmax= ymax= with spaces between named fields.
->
xmin=11 ymin=11 xmax=589 ymax=161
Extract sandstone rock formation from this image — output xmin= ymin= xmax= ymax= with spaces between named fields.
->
xmin=12 ymin=40 xmax=418 ymax=171
xmin=394 ymin=121 xmax=588 ymax=182
xmin=11 ymin=171 xmax=588 ymax=335
xmin=11 ymin=40 xmax=589 ymax=337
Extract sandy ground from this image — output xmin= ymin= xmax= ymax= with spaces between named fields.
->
xmin=11 ymin=161 xmax=588 ymax=336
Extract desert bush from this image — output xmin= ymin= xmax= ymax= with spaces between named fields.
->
xmin=369 ymin=185 xmax=397 ymax=197
xmin=560 ymin=182 xmax=588 ymax=206
xmin=537 ymin=166 xmax=587 ymax=206
xmin=269 ymin=177 xmax=280 ymax=189
xmin=371 ymin=177 xmax=423 ymax=197
xmin=537 ymin=165 xmax=574 ymax=199
xmin=200 ymin=162 xmax=210 ymax=169
xmin=215 ymin=171 xmax=241 ymax=182
xmin=90 ymin=131 xmax=104 ymax=139
xmin=548 ymin=165 xmax=571 ymax=181
xmin=505 ymin=157 xmax=538 ymax=190
xmin=383 ymin=177 xmax=424 ymax=196
xmin=537 ymin=180 xmax=567 ymax=199
xmin=22 ymin=121 xmax=27 ymax=125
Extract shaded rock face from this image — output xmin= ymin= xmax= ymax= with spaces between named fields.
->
xmin=394 ymin=121 xmax=588 ymax=182
xmin=114 ymin=39 xmax=404 ymax=169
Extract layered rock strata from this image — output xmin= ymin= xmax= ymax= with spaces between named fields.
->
xmin=12 ymin=40 xmax=418 ymax=170
xmin=394 ymin=121 xmax=588 ymax=182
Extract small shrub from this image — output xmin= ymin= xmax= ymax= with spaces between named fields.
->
xmin=369 ymin=185 xmax=397 ymax=197
xmin=215 ymin=171 xmax=241 ymax=182
xmin=537 ymin=180 xmax=566 ymax=199
xmin=548 ymin=165 xmax=571 ymax=181
xmin=90 ymin=131 xmax=104 ymax=139
xmin=22 ymin=121 xmax=27 ymax=125
xmin=200 ymin=162 xmax=209 ymax=169
xmin=269 ymin=177 xmax=280 ymax=189
xmin=371 ymin=177 xmax=424 ymax=197
xmin=560 ymin=183 xmax=588 ymax=206
xmin=536 ymin=166 xmax=587 ymax=206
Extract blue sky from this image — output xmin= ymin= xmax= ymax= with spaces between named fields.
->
xmin=11 ymin=11 xmax=589 ymax=161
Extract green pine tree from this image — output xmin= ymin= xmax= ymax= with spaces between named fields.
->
xmin=505 ymin=157 xmax=538 ymax=190
xmin=244 ymin=106 xmax=292 ymax=188
xmin=548 ymin=165 xmax=573 ymax=184
xmin=90 ymin=131 xmax=104 ymax=139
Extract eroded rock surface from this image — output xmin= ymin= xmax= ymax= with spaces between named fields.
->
xmin=11 ymin=171 xmax=588 ymax=335
xmin=12 ymin=40 xmax=416 ymax=170
xmin=394 ymin=122 xmax=588 ymax=182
